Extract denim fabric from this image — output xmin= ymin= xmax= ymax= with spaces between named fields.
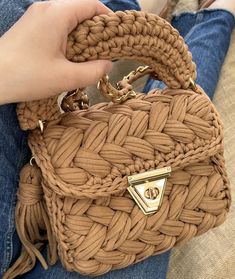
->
xmin=144 ymin=10 xmax=235 ymax=99
xmin=0 ymin=0 xmax=234 ymax=279
xmin=0 ymin=105 xmax=31 ymax=274
xmin=102 ymin=0 xmax=140 ymax=11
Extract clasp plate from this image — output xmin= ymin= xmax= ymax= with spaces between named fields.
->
xmin=127 ymin=167 xmax=171 ymax=215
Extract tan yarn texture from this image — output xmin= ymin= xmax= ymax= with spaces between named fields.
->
xmin=4 ymin=11 xmax=231 ymax=279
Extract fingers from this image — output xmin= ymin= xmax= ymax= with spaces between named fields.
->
xmin=54 ymin=0 xmax=113 ymax=33
xmin=52 ymin=0 xmax=113 ymax=92
xmin=56 ymin=59 xmax=113 ymax=91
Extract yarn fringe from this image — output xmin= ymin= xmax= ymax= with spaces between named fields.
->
xmin=3 ymin=164 xmax=57 ymax=279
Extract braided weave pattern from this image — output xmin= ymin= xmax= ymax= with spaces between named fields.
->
xmin=27 ymin=88 xmax=230 ymax=275
xmin=47 ymin=156 xmax=229 ymax=276
xmin=29 ymin=88 xmax=225 ymax=197
xmin=7 ymin=11 xmax=230 ymax=278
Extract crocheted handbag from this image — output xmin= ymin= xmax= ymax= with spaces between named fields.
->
xmin=4 ymin=11 xmax=231 ymax=279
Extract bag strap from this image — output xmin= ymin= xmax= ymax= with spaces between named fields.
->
xmin=17 ymin=11 xmax=197 ymax=130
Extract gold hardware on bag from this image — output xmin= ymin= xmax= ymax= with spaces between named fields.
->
xmin=123 ymin=65 xmax=151 ymax=81
xmin=97 ymin=66 xmax=154 ymax=103
xmin=61 ymin=67 xmax=199 ymax=110
xmin=63 ymin=66 xmax=152 ymax=106
xmin=29 ymin=157 xmax=35 ymax=166
xmin=61 ymin=89 xmax=89 ymax=112
xmin=97 ymin=74 xmax=137 ymax=103
xmin=189 ymin=78 xmax=204 ymax=94
xmin=38 ymin=120 xmax=44 ymax=133
xmin=127 ymin=167 xmax=171 ymax=215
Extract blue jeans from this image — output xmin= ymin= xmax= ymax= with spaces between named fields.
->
xmin=0 ymin=0 xmax=234 ymax=278
xmin=144 ymin=9 xmax=235 ymax=99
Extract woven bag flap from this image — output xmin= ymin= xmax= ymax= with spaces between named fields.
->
xmin=28 ymin=88 xmax=224 ymax=199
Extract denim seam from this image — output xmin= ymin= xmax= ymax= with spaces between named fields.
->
xmin=1 ymin=134 xmax=28 ymax=274
xmin=1 ymin=197 xmax=17 ymax=274
xmin=202 ymin=8 xmax=235 ymax=20
xmin=173 ymin=9 xmax=235 ymax=21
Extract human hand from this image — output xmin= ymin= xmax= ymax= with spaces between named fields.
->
xmin=0 ymin=0 xmax=113 ymax=104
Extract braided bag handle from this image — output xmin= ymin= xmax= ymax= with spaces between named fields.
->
xmin=67 ymin=10 xmax=196 ymax=88
xmin=17 ymin=11 xmax=197 ymax=131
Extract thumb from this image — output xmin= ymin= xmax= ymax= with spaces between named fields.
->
xmin=57 ymin=60 xmax=113 ymax=91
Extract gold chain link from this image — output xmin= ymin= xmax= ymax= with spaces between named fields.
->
xmin=61 ymin=66 xmax=199 ymax=111
xmin=61 ymin=89 xmax=89 ymax=112
xmin=123 ymin=65 xmax=150 ymax=81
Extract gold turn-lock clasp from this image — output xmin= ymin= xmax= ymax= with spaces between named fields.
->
xmin=127 ymin=167 xmax=171 ymax=215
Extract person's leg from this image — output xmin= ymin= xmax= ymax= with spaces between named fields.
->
xmin=0 ymin=0 xmax=34 ymax=276
xmin=144 ymin=7 xmax=235 ymax=99
xmin=174 ymin=10 xmax=234 ymax=99
xmin=0 ymin=105 xmax=31 ymax=276
xmin=0 ymin=1 xmax=170 ymax=279
xmin=102 ymin=0 xmax=141 ymax=11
